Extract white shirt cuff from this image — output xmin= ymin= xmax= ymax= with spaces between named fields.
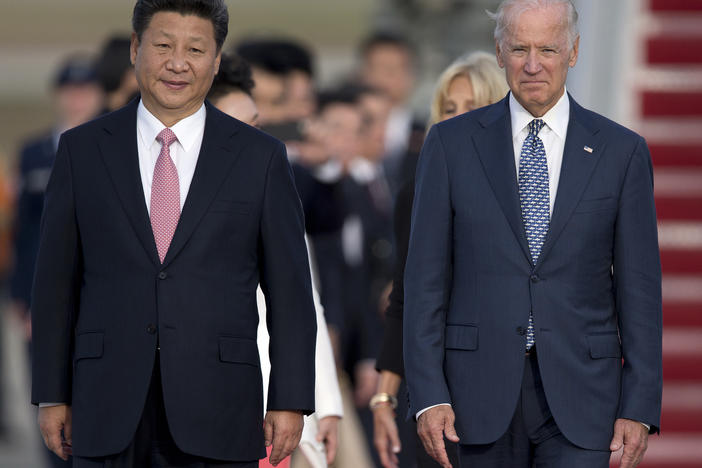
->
xmin=39 ymin=402 xmax=65 ymax=407
xmin=416 ymin=403 xmax=451 ymax=419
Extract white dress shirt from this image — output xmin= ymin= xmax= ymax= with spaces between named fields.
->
xmin=136 ymin=100 xmax=206 ymax=213
xmin=510 ymin=89 xmax=569 ymax=216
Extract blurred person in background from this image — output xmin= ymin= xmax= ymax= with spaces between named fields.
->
xmin=371 ymin=51 xmax=509 ymax=468
xmin=235 ymin=38 xmax=316 ymax=137
xmin=9 ymin=53 xmax=103 ymax=468
xmin=235 ymin=39 xmax=348 ymax=369
xmin=208 ymin=54 xmax=343 ymax=468
xmin=358 ymin=32 xmax=425 ymax=195
xmin=9 ymin=54 xmax=103 ymax=355
xmin=208 ymin=54 xmax=258 ymax=126
xmin=404 ymin=1 xmax=662 ymax=467
xmin=311 ymin=86 xmax=396 ymax=467
xmin=95 ymin=35 xmax=140 ymax=114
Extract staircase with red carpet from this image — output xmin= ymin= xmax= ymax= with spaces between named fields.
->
xmin=612 ymin=1 xmax=702 ymax=466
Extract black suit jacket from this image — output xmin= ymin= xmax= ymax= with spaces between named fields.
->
xmin=31 ymin=100 xmax=317 ymax=461
xmin=376 ymin=179 xmax=414 ymax=376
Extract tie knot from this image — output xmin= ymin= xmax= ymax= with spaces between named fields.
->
xmin=528 ymin=119 xmax=545 ymax=137
xmin=156 ymin=128 xmax=178 ymax=148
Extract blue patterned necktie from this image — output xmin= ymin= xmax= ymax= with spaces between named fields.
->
xmin=518 ymin=119 xmax=549 ymax=350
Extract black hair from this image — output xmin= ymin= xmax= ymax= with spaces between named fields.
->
xmin=235 ymin=38 xmax=314 ymax=77
xmin=208 ymin=54 xmax=255 ymax=101
xmin=95 ymin=36 xmax=133 ymax=93
xmin=132 ymin=0 xmax=228 ymax=51
xmin=359 ymin=31 xmax=416 ymax=59
xmin=316 ymin=87 xmax=362 ymax=114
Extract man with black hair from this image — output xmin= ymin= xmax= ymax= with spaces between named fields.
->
xmin=358 ymin=31 xmax=425 ymax=195
xmin=31 ymin=2 xmax=316 ymax=467
xmin=208 ymin=54 xmax=259 ymax=126
xmin=235 ymin=38 xmax=316 ymax=131
xmin=95 ymin=36 xmax=140 ymax=113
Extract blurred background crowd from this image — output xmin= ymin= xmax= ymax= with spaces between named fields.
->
xmin=0 ymin=0 xmax=700 ymax=467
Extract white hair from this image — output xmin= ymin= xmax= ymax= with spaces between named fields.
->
xmin=487 ymin=0 xmax=579 ymax=49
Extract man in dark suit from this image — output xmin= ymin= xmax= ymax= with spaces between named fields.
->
xmin=403 ymin=1 xmax=662 ymax=467
xmin=31 ymin=1 xmax=316 ymax=467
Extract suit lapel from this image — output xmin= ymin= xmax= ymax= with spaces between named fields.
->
xmin=98 ymin=100 xmax=161 ymax=266
xmin=161 ymin=103 xmax=242 ymax=267
xmin=473 ymin=98 xmax=532 ymax=264
xmin=537 ymin=96 xmax=603 ymax=268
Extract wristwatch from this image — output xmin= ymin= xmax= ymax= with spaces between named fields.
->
xmin=369 ymin=392 xmax=398 ymax=410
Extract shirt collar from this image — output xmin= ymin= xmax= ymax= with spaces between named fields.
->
xmin=509 ymin=87 xmax=570 ymax=140
xmin=137 ymin=100 xmax=206 ymax=152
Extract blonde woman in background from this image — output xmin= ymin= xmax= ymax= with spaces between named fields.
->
xmin=371 ymin=51 xmax=508 ymax=468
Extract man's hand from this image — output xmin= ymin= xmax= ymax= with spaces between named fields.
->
xmin=610 ymin=418 xmax=649 ymax=468
xmin=38 ymin=405 xmax=72 ymax=460
xmin=417 ymin=405 xmax=459 ymax=468
xmin=263 ymin=410 xmax=304 ymax=466
xmin=373 ymin=403 xmax=401 ymax=468
xmin=316 ymin=415 xmax=340 ymax=464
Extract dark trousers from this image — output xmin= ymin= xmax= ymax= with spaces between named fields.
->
xmin=458 ymin=351 xmax=611 ymax=468
xmin=73 ymin=353 xmax=257 ymax=468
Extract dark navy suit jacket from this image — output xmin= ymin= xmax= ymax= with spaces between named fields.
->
xmin=30 ymin=100 xmax=317 ymax=461
xmin=403 ymin=94 xmax=662 ymax=451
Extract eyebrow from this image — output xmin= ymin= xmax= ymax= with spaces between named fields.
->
xmin=156 ymin=30 xmax=206 ymax=43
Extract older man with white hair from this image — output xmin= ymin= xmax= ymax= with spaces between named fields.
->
xmin=403 ymin=0 xmax=662 ymax=467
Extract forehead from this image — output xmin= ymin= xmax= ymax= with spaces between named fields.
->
xmin=366 ymin=44 xmax=411 ymax=64
xmin=446 ymin=75 xmax=473 ymax=93
xmin=323 ymin=103 xmax=361 ymax=122
xmin=144 ymin=11 xmax=216 ymax=41
xmin=505 ymin=5 xmax=569 ymax=45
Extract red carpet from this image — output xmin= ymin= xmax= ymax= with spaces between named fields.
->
xmin=612 ymin=1 xmax=702 ymax=466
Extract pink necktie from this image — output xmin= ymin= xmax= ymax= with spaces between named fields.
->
xmin=151 ymin=128 xmax=180 ymax=263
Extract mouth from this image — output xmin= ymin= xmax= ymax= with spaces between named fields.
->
xmin=522 ymin=81 xmax=547 ymax=87
xmin=162 ymin=80 xmax=189 ymax=90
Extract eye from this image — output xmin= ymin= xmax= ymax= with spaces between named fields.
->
xmin=190 ymin=48 xmax=203 ymax=54
xmin=156 ymin=43 xmax=169 ymax=49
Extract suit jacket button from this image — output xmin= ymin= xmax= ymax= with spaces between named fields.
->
xmin=516 ymin=326 xmax=526 ymax=335
xmin=158 ymin=271 xmax=168 ymax=280
xmin=147 ymin=324 xmax=157 ymax=334
xmin=530 ymin=274 xmax=540 ymax=283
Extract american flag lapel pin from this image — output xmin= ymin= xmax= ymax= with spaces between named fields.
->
xmin=584 ymin=145 xmax=593 ymax=154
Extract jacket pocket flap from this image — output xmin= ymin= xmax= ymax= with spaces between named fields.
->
xmin=445 ymin=325 xmax=478 ymax=350
xmin=587 ymin=333 xmax=622 ymax=358
xmin=74 ymin=332 xmax=104 ymax=360
xmin=574 ymin=197 xmax=617 ymax=213
xmin=219 ymin=337 xmax=259 ymax=366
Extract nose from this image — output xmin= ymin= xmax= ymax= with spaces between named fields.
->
xmin=524 ymin=50 xmax=541 ymax=75
xmin=166 ymin=48 xmax=188 ymax=73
